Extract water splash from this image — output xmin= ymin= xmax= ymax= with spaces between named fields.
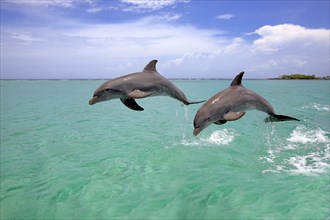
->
xmin=183 ymin=105 xmax=189 ymax=121
xmin=286 ymin=148 xmax=330 ymax=175
xmin=261 ymin=125 xmax=330 ymax=176
xmin=302 ymin=103 xmax=329 ymax=112
xmin=181 ymin=129 xmax=238 ymax=147
xmin=287 ymin=125 xmax=329 ymax=144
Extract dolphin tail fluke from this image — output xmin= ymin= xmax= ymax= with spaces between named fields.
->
xmin=264 ymin=114 xmax=300 ymax=123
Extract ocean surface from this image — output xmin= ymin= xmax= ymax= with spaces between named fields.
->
xmin=1 ymin=79 xmax=329 ymax=219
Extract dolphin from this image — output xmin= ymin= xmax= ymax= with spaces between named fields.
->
xmin=193 ymin=71 xmax=300 ymax=136
xmin=89 ymin=59 xmax=204 ymax=111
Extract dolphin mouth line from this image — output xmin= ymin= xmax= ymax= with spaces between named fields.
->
xmin=89 ymin=96 xmax=97 ymax=105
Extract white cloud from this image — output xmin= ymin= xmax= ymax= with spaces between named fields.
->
xmin=10 ymin=33 xmax=46 ymax=42
xmin=216 ymin=14 xmax=234 ymax=20
xmin=253 ymin=24 xmax=330 ymax=53
xmin=120 ymin=0 xmax=190 ymax=12
xmin=1 ymin=19 xmax=329 ymax=79
xmin=161 ymin=13 xmax=182 ymax=21
xmin=2 ymin=0 xmax=77 ymax=8
xmin=247 ymin=59 xmax=297 ymax=73
xmin=85 ymin=7 xmax=104 ymax=13
xmin=0 ymin=15 xmax=222 ymax=78
xmin=60 ymin=16 xmax=222 ymax=58
xmin=83 ymin=0 xmax=190 ymax=13
xmin=1 ymin=0 xmax=189 ymax=14
xmin=164 ymin=24 xmax=329 ymax=78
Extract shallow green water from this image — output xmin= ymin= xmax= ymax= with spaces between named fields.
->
xmin=1 ymin=79 xmax=329 ymax=219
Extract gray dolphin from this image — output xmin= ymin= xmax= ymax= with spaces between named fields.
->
xmin=89 ymin=59 xmax=204 ymax=111
xmin=193 ymin=71 xmax=300 ymax=136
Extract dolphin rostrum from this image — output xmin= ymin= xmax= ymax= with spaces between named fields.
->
xmin=193 ymin=71 xmax=300 ymax=136
xmin=89 ymin=59 xmax=204 ymax=111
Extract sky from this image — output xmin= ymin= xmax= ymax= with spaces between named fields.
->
xmin=1 ymin=0 xmax=329 ymax=79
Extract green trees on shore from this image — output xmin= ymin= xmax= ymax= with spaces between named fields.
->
xmin=279 ymin=74 xmax=329 ymax=80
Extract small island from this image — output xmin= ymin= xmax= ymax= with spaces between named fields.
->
xmin=270 ymin=74 xmax=330 ymax=80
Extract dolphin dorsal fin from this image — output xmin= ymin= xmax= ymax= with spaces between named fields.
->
xmin=143 ymin=59 xmax=158 ymax=73
xmin=230 ymin=71 xmax=245 ymax=86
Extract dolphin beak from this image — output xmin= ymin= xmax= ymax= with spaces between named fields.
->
xmin=88 ymin=96 xmax=97 ymax=105
xmin=193 ymin=127 xmax=201 ymax=136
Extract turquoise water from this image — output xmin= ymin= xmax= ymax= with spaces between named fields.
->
xmin=1 ymin=79 xmax=329 ymax=219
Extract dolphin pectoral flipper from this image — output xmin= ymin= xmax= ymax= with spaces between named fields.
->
xmin=185 ymin=100 xmax=206 ymax=105
xmin=214 ymin=120 xmax=227 ymax=125
xmin=120 ymin=97 xmax=144 ymax=111
xmin=213 ymin=112 xmax=245 ymax=125
xmin=264 ymin=114 xmax=300 ymax=122
xmin=224 ymin=112 xmax=246 ymax=121
xmin=128 ymin=90 xmax=153 ymax=99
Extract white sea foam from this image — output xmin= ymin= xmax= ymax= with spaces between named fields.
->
xmin=261 ymin=126 xmax=330 ymax=176
xmin=302 ymin=103 xmax=329 ymax=112
xmin=286 ymin=149 xmax=330 ymax=175
xmin=181 ymin=129 xmax=237 ymax=147
xmin=287 ymin=125 xmax=329 ymax=144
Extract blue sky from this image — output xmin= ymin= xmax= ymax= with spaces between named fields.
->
xmin=1 ymin=0 xmax=329 ymax=79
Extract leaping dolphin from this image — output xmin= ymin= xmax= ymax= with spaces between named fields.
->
xmin=89 ymin=59 xmax=204 ymax=111
xmin=193 ymin=71 xmax=300 ymax=136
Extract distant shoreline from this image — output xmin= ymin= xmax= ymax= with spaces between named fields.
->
xmin=268 ymin=78 xmax=330 ymax=80
xmin=270 ymin=74 xmax=330 ymax=80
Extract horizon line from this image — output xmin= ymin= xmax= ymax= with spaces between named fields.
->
xmin=0 ymin=78 xmax=273 ymax=80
